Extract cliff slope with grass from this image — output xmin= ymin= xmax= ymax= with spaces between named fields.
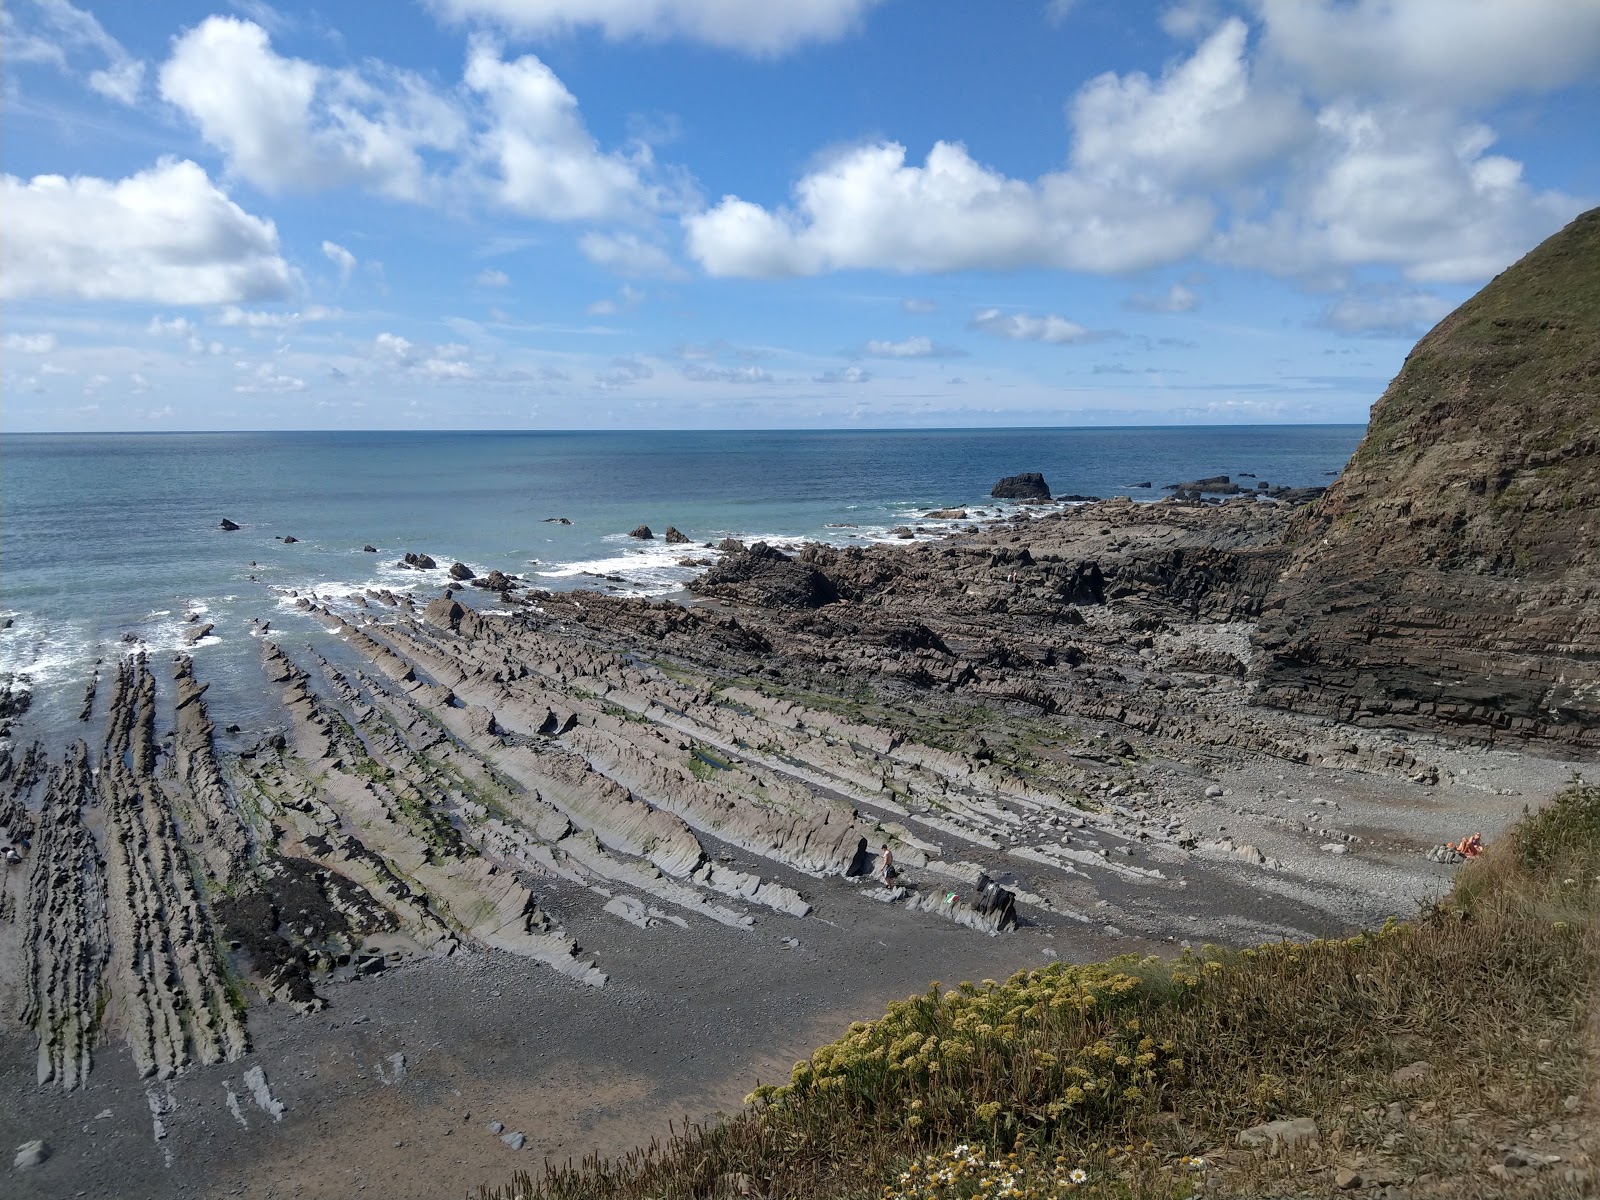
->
xmin=1254 ymin=207 xmax=1600 ymax=753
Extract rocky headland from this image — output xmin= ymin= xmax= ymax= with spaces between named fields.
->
xmin=1 ymin=209 xmax=1597 ymax=1199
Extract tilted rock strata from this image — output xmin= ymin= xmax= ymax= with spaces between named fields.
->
xmin=1256 ymin=207 xmax=1600 ymax=753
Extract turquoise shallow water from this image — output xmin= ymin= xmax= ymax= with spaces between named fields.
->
xmin=0 ymin=426 xmax=1362 ymax=730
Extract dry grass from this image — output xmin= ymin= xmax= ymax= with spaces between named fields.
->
xmin=482 ymin=785 xmax=1600 ymax=1200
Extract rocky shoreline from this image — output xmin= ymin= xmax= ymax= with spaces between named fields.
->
xmin=0 ymin=482 xmax=1584 ymax=1199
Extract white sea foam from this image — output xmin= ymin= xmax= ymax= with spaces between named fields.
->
xmin=0 ymin=613 xmax=102 ymax=689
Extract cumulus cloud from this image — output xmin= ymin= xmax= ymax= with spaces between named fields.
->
xmin=1216 ymin=103 xmax=1581 ymax=282
xmin=1252 ymin=0 xmax=1600 ymax=105
xmin=464 ymin=36 xmax=659 ymax=220
xmin=685 ymin=140 xmax=1214 ymax=277
xmin=970 ymin=308 xmax=1098 ymax=344
xmin=426 ymin=0 xmax=884 ymax=55
xmin=681 ymin=10 xmax=1582 ymax=287
xmin=3 ymin=332 xmax=58 ymax=353
xmin=476 ymin=267 xmax=510 ymax=286
xmin=814 ymin=365 xmax=870 ymax=383
xmin=578 ymin=231 xmax=686 ymax=278
xmin=159 ymin=18 xmax=657 ymax=222
xmin=1316 ymin=289 xmax=1456 ymax=336
xmin=0 ymin=159 xmax=296 ymax=304
xmin=1070 ymin=19 xmax=1310 ymax=188
xmin=160 ymin=17 xmax=466 ymax=202
xmin=682 ymin=23 xmax=1298 ymax=278
xmin=4 ymin=0 xmax=146 ymax=103
xmin=322 ymin=240 xmax=356 ymax=282
xmin=1126 ymin=283 xmax=1199 ymax=313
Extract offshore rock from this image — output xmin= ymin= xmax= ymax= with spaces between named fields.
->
xmin=664 ymin=526 xmax=691 ymax=544
xmin=1255 ymin=207 xmax=1600 ymax=754
xmin=990 ymin=473 xmax=1051 ymax=501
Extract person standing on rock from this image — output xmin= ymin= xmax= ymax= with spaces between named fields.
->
xmin=878 ymin=842 xmax=895 ymax=885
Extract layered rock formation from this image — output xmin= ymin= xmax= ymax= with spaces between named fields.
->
xmin=1255 ymin=207 xmax=1600 ymax=753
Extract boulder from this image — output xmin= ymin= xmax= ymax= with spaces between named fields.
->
xmin=691 ymin=542 xmax=839 ymax=610
xmin=218 ymin=518 xmax=240 ymax=531
xmin=664 ymin=526 xmax=690 ymax=544
xmin=401 ymin=552 xmax=437 ymax=570
xmin=1164 ymin=475 xmax=1241 ymax=495
xmin=543 ymin=516 xmax=572 ymax=525
xmin=923 ymin=508 xmax=968 ymax=519
xmin=448 ymin=562 xmax=476 ymax=581
xmin=990 ymin=472 xmax=1051 ymax=500
xmin=628 ymin=525 xmax=654 ymax=540
xmin=13 ymin=1140 xmax=49 ymax=1169
xmin=362 ymin=544 xmax=378 ymax=552
xmin=472 ymin=570 xmax=517 ymax=594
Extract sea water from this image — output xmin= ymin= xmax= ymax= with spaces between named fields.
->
xmin=0 ymin=426 xmax=1362 ymax=732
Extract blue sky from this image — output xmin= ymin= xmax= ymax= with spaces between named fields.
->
xmin=3 ymin=0 xmax=1598 ymax=431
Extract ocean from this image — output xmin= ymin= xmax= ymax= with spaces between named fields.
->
xmin=0 ymin=426 xmax=1362 ymax=733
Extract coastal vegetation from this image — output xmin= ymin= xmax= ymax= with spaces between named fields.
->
xmin=487 ymin=784 xmax=1600 ymax=1200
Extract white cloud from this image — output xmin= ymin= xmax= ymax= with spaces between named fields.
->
xmin=1044 ymin=0 xmax=1078 ymax=24
xmin=578 ymin=231 xmax=686 ymax=278
xmin=162 ymin=23 xmax=663 ymax=221
xmin=862 ymin=336 xmax=953 ymax=359
xmin=683 ymin=363 xmax=773 ymax=383
xmin=586 ymin=283 xmax=643 ymax=315
xmin=322 ymin=240 xmax=356 ymax=283
xmin=0 ymin=159 xmax=296 ymax=304
xmin=1253 ymin=0 xmax=1600 ymax=105
xmin=971 ymin=308 xmax=1096 ymax=344
xmin=682 ymin=21 xmax=1314 ymax=279
xmin=370 ymin=331 xmax=482 ymax=381
xmin=234 ymin=361 xmax=307 ymax=393
xmin=3 ymin=0 xmax=145 ymax=104
xmin=464 ymin=36 xmax=658 ymax=220
xmin=596 ymin=355 xmax=654 ymax=389
xmin=160 ymin=17 xmax=466 ymax=203
xmin=426 ymin=0 xmax=884 ymax=55
xmin=901 ymin=297 xmax=937 ymax=314
xmin=815 ymin=365 xmax=870 ymax=383
xmin=1071 ymin=19 xmax=1310 ymax=188
xmin=1216 ymin=103 xmax=1581 ymax=282
xmin=685 ymin=140 xmax=1213 ymax=277
xmin=476 ymin=267 xmax=511 ymax=286
xmin=217 ymin=305 xmax=339 ymax=328
xmin=1126 ymin=283 xmax=1199 ymax=313
xmin=3 ymin=332 xmax=57 ymax=353
xmin=1317 ymin=289 xmax=1455 ymax=336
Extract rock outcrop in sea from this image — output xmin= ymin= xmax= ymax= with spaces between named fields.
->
xmin=1255 ymin=206 xmax=1600 ymax=753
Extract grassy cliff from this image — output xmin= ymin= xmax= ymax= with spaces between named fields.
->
xmin=485 ymin=786 xmax=1600 ymax=1200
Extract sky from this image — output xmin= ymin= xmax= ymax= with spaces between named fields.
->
xmin=3 ymin=0 xmax=1598 ymax=432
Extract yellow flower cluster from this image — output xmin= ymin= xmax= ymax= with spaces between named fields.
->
xmin=883 ymin=1146 xmax=1093 ymax=1200
xmin=746 ymin=957 xmax=1183 ymax=1134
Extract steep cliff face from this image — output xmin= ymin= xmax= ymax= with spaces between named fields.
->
xmin=1254 ymin=207 xmax=1600 ymax=754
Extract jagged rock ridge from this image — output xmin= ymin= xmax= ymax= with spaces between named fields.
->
xmin=1255 ymin=207 xmax=1600 ymax=753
